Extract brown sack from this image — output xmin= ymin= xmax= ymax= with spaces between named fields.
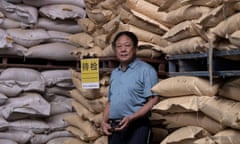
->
xmin=151 ymin=76 xmax=219 ymax=97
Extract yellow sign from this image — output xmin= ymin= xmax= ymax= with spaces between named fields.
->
xmin=81 ymin=58 xmax=99 ymax=89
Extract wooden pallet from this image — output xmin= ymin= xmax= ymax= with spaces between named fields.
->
xmin=0 ymin=55 xmax=78 ymax=70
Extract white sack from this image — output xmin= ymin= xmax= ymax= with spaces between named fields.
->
xmin=0 ymin=92 xmax=51 ymax=119
xmin=0 ymin=130 xmax=32 ymax=144
xmin=0 ymin=44 xmax=28 ymax=56
xmin=0 ymin=28 xmax=13 ymax=48
xmin=8 ymin=119 xmax=49 ymax=134
xmin=25 ymin=42 xmax=76 ymax=61
xmin=0 ymin=68 xmax=45 ymax=93
xmin=39 ymin=4 xmax=86 ymax=20
xmin=41 ymin=69 xmax=73 ymax=87
xmin=30 ymin=130 xmax=72 ymax=144
xmin=36 ymin=18 xmax=83 ymax=34
xmin=23 ymin=0 xmax=85 ymax=8
xmin=6 ymin=28 xmax=50 ymax=47
xmin=0 ymin=1 xmax=38 ymax=24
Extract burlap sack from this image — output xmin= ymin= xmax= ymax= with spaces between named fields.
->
xmin=163 ymin=5 xmax=211 ymax=25
xmin=163 ymin=21 xmax=202 ymax=42
xmin=70 ymin=69 xmax=81 ymax=79
xmin=71 ymin=46 xmax=102 ymax=58
xmin=101 ymin=44 xmax=115 ymax=57
xmin=70 ymin=89 xmax=107 ymax=114
xmin=214 ymin=41 xmax=239 ymax=51
xmin=98 ymin=0 xmax=126 ymax=12
xmin=145 ymin=0 xmax=182 ymax=11
xmin=94 ymin=34 xmax=108 ymax=49
xmin=46 ymin=137 xmax=69 ymax=144
xmin=99 ymin=86 xmax=109 ymax=98
xmin=210 ymin=13 xmax=240 ymax=38
xmin=86 ymin=8 xmax=114 ymax=25
xmin=64 ymin=113 xmax=99 ymax=141
xmin=93 ymin=136 xmax=108 ymax=144
xmin=64 ymin=137 xmax=88 ymax=144
xmin=99 ymin=73 xmax=110 ymax=86
xmin=102 ymin=15 xmax=120 ymax=36
xmin=153 ymin=96 xmax=200 ymax=113
xmin=136 ymin=48 xmax=162 ymax=58
xmin=156 ymin=36 xmax=208 ymax=55
xmin=84 ymin=0 xmax=104 ymax=4
xmin=119 ymin=6 xmax=169 ymax=35
xmin=127 ymin=0 xmax=167 ymax=25
xmin=181 ymin=0 xmax=223 ymax=7
xmin=198 ymin=4 xmax=235 ymax=29
xmin=72 ymin=100 xmax=94 ymax=119
xmin=194 ymin=129 xmax=240 ymax=144
xmin=78 ymin=86 xmax=102 ymax=100
xmin=77 ymin=18 xmax=96 ymax=34
xmin=218 ymin=77 xmax=240 ymax=102
xmin=229 ymin=30 xmax=240 ymax=47
xmin=151 ymin=76 xmax=219 ymax=97
xmin=116 ymin=23 xmax=169 ymax=47
xmin=144 ymin=0 xmax=173 ymax=9
xmin=72 ymin=100 xmax=102 ymax=127
xmin=199 ymin=96 xmax=240 ymax=129
xmin=71 ymin=77 xmax=102 ymax=100
xmin=68 ymin=32 xmax=94 ymax=48
xmin=66 ymin=126 xmax=95 ymax=142
xmin=162 ymin=112 xmax=224 ymax=134
xmin=160 ymin=126 xmax=210 ymax=144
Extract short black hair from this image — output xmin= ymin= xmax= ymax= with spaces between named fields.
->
xmin=112 ymin=31 xmax=138 ymax=49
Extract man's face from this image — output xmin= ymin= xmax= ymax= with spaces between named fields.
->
xmin=114 ymin=35 xmax=136 ymax=64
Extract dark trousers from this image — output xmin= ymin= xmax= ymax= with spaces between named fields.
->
xmin=108 ymin=118 xmax=151 ymax=144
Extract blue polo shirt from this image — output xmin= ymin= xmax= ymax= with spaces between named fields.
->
xmin=108 ymin=58 xmax=159 ymax=119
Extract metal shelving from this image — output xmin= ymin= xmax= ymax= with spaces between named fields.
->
xmin=167 ymin=49 xmax=240 ymax=78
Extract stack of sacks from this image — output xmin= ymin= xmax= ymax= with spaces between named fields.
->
xmin=151 ymin=75 xmax=240 ymax=144
xmin=127 ymin=0 xmax=212 ymax=55
xmin=138 ymin=0 xmax=240 ymax=56
xmin=64 ymin=69 xmax=109 ymax=144
xmin=0 ymin=0 xmax=86 ymax=61
xmin=71 ymin=0 xmax=170 ymax=59
xmin=0 ymin=68 xmax=76 ymax=144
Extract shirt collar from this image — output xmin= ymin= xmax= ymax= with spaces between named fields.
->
xmin=117 ymin=58 xmax=139 ymax=71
